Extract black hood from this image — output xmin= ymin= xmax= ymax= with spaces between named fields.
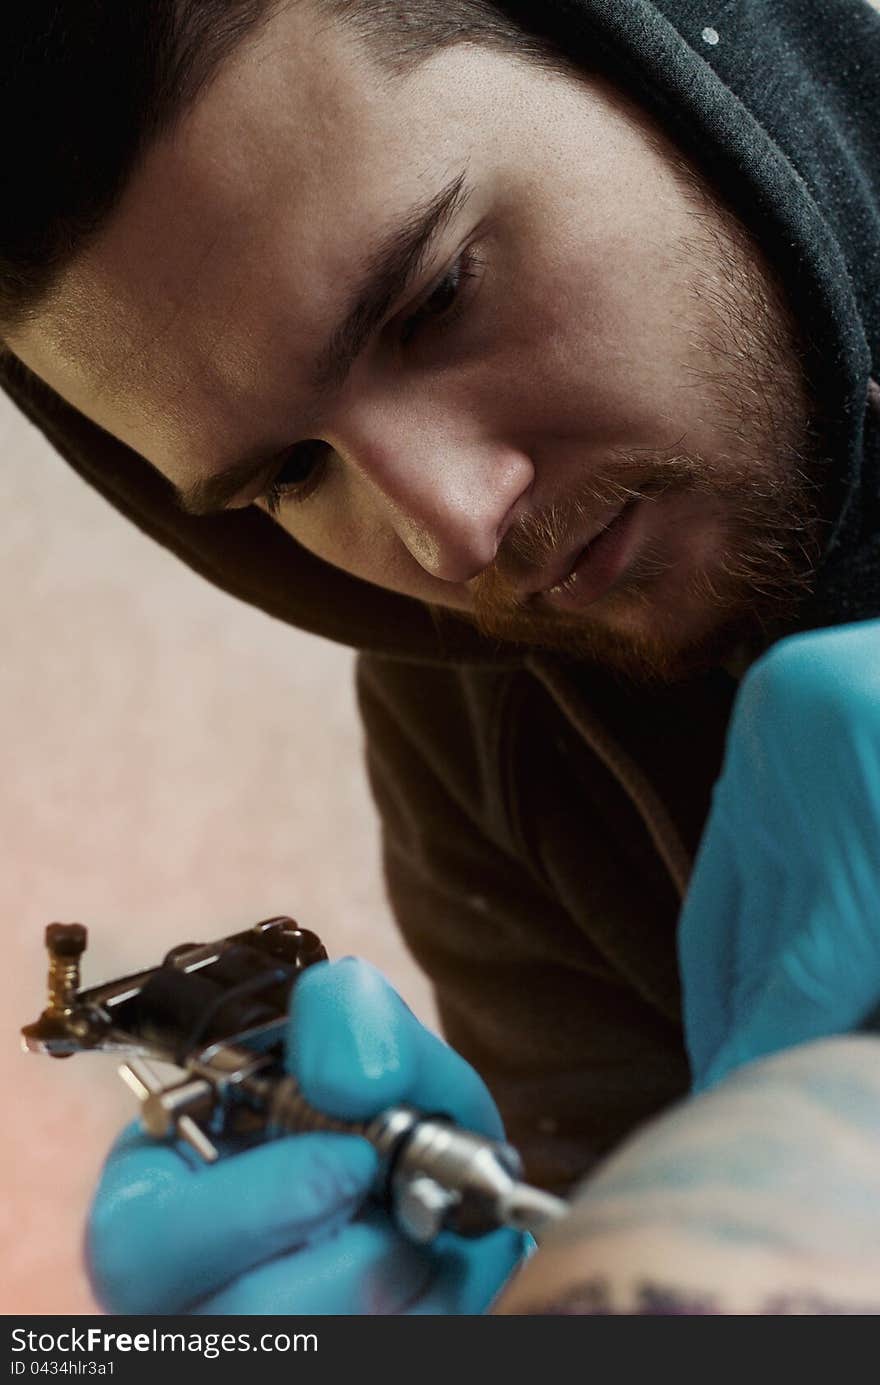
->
xmin=3 ymin=0 xmax=878 ymax=659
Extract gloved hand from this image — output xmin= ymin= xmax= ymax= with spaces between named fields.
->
xmin=87 ymin=958 xmax=527 ymax=1314
xmin=679 ymin=618 xmax=880 ymax=1092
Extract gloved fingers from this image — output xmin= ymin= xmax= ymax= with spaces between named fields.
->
xmin=288 ymin=958 xmax=504 ymax=1137
xmin=191 ymin=1216 xmax=527 ymax=1316
xmin=404 ymin=1228 xmax=528 ymax=1315
xmin=681 ymin=741 xmax=880 ymax=1089
xmin=730 ymin=622 xmax=880 ymax=841
xmin=681 ymin=620 xmax=880 ymax=1093
xmin=678 ymin=810 xmax=745 ymax=1085
xmin=687 ymin=886 xmax=880 ymax=1093
xmin=190 ymin=1212 xmax=435 ymax=1316
xmin=696 ymin=909 xmax=880 ymax=1092
xmin=88 ymin=1129 xmax=377 ymax=1316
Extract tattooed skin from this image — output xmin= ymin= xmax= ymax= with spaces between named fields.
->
xmin=520 ymin=1279 xmax=880 ymax=1315
xmin=494 ymin=1037 xmax=880 ymax=1316
xmin=528 ymin=1278 xmax=720 ymax=1315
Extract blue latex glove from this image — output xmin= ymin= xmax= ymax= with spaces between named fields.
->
xmin=679 ymin=618 xmax=880 ymax=1092
xmin=87 ymin=958 xmax=527 ymax=1315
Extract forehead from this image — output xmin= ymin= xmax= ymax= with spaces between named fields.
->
xmin=20 ymin=7 xmax=482 ymax=471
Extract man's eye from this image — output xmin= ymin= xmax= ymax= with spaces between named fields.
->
xmin=261 ymin=441 xmax=330 ymax=515
xmin=400 ymin=249 xmax=481 ymax=346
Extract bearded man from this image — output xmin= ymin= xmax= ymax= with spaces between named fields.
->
xmin=3 ymin=0 xmax=879 ymax=1315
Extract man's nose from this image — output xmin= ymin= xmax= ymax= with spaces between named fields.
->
xmin=335 ymin=407 xmax=534 ymax=583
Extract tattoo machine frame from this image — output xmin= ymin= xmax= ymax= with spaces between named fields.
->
xmin=22 ymin=917 xmax=566 ymax=1245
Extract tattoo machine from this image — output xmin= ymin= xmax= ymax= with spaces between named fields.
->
xmin=21 ymin=917 xmax=567 ymax=1245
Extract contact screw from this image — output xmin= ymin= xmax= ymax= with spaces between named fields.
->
xmin=44 ymin=923 xmax=87 ymax=1016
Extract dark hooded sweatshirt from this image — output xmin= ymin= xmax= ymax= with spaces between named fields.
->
xmin=2 ymin=0 xmax=878 ymax=1192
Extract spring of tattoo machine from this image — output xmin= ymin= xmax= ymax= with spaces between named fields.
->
xmin=21 ymin=918 xmax=567 ymax=1245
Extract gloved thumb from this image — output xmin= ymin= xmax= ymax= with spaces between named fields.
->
xmin=287 ymin=958 xmax=504 ymax=1136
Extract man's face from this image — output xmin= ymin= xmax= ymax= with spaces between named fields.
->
xmin=9 ymin=4 xmax=824 ymax=680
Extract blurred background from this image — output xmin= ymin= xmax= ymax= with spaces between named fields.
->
xmin=1 ymin=391 xmax=434 ymax=1313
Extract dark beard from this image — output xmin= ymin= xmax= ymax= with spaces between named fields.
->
xmin=464 ymin=444 xmax=825 ymax=684
xmin=452 ymin=159 xmax=831 ymax=685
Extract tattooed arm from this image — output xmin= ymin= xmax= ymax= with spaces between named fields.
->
xmin=494 ymin=1036 xmax=880 ymax=1315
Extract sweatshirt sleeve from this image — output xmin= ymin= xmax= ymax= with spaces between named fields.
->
xmin=356 ymin=653 xmax=690 ymax=1194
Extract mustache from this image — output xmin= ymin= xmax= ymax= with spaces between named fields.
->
xmin=473 ymin=448 xmax=703 ymax=602
xmin=465 ymin=433 xmax=825 ymax=661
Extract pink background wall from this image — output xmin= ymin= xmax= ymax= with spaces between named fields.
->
xmin=1 ymin=393 xmax=434 ymax=1314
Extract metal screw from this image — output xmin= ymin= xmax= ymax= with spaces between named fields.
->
xmin=44 ymin=923 xmax=87 ymax=1017
xmin=395 ymin=1175 xmax=459 ymax=1244
xmin=119 ymin=1058 xmax=220 ymax=1164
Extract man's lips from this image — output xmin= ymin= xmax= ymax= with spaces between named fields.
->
xmin=533 ymin=504 xmax=626 ymax=595
xmin=522 ymin=500 xmax=644 ymax=610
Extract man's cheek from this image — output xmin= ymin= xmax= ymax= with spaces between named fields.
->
xmin=277 ymin=505 xmax=448 ymax=605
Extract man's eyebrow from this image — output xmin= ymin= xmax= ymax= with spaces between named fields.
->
xmin=176 ymin=446 xmax=292 ymax=517
xmin=176 ymin=170 xmax=471 ymax=518
xmin=313 ymin=168 xmax=471 ymax=393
